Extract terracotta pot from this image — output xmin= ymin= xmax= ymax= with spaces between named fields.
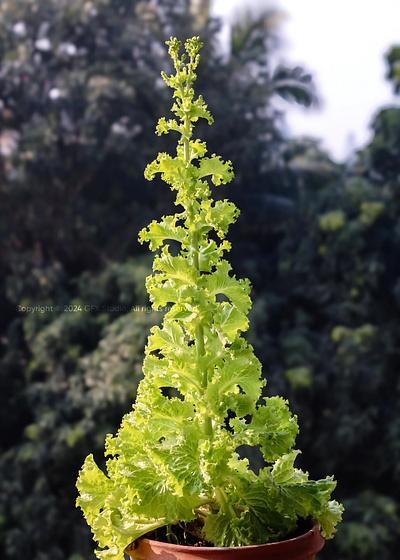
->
xmin=125 ymin=520 xmax=325 ymax=560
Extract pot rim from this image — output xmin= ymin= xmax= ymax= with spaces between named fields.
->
xmin=127 ymin=519 xmax=322 ymax=554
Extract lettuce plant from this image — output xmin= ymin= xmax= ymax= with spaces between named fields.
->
xmin=76 ymin=37 xmax=343 ymax=560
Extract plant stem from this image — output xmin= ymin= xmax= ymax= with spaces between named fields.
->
xmin=215 ymin=487 xmax=238 ymax=520
xmin=181 ymin=91 xmax=212 ymax=438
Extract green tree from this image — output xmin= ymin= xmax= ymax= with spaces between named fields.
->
xmin=387 ymin=45 xmax=400 ymax=92
xmin=254 ymin=50 xmax=400 ymax=560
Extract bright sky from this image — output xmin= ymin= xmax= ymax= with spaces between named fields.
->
xmin=211 ymin=0 xmax=400 ymax=162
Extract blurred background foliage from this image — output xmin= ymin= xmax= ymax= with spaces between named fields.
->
xmin=0 ymin=1 xmax=399 ymax=559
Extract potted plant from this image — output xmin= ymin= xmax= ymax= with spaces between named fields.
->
xmin=76 ymin=37 xmax=343 ymax=560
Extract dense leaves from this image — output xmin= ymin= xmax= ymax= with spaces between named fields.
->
xmin=76 ymin=37 xmax=342 ymax=559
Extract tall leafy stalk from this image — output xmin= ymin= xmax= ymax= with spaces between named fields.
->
xmin=76 ymin=37 xmax=343 ymax=560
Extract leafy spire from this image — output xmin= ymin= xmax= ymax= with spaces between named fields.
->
xmin=76 ymin=37 xmax=343 ymax=560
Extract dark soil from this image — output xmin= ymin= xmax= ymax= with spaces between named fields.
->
xmin=142 ymin=517 xmax=313 ymax=547
xmin=144 ymin=521 xmax=213 ymax=547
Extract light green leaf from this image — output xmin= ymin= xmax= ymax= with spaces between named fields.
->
xmin=196 ymin=155 xmax=234 ymax=186
xmin=144 ymin=153 xmax=192 ymax=187
xmin=213 ymin=302 xmax=249 ymax=342
xmin=146 ymin=323 xmax=187 ymax=355
xmin=153 ymin=252 xmax=199 ymax=286
xmin=202 ymin=260 xmax=251 ymax=314
xmin=187 ymin=96 xmax=213 ymax=124
xmin=206 ymin=199 xmax=239 ymax=237
xmin=189 ymin=139 xmax=208 ymax=160
xmin=317 ymin=500 xmax=344 ymax=539
xmin=76 ymin=455 xmax=114 ymax=518
xmin=155 ymin=116 xmax=183 ymax=136
xmin=271 ymin=450 xmax=301 ymax=484
xmin=146 ymin=275 xmax=179 ymax=307
xmin=232 ymin=397 xmax=298 ymax=462
xmin=214 ymin=345 xmax=262 ymax=402
xmin=139 ymin=217 xmax=186 ymax=251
